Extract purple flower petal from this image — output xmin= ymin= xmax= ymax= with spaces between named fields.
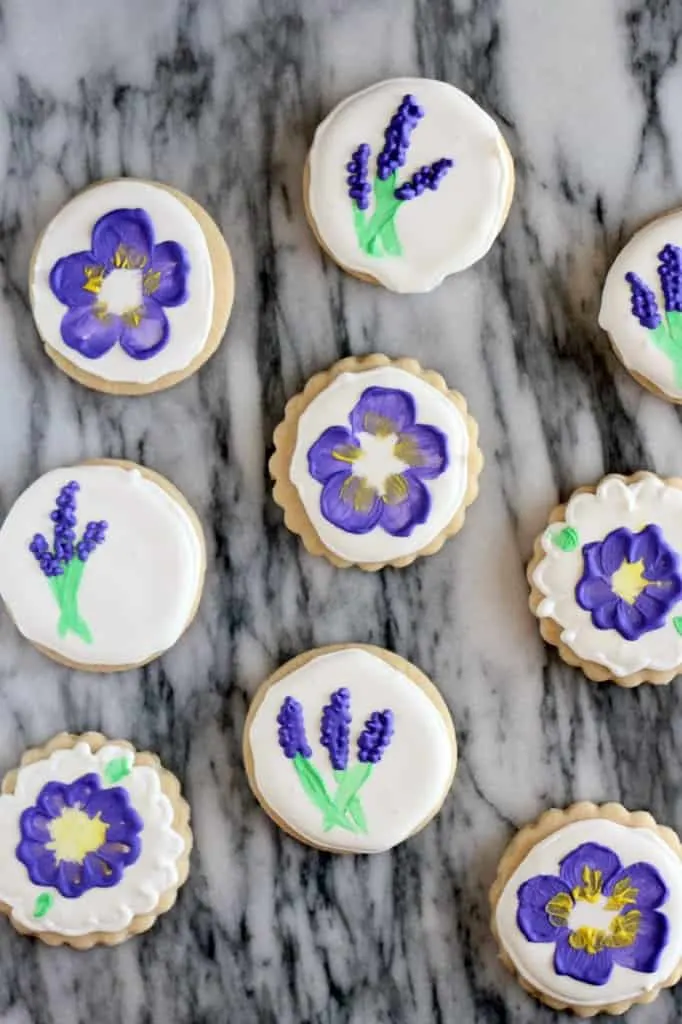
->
xmin=60 ymin=306 xmax=121 ymax=358
xmin=56 ymin=858 xmax=88 ymax=897
xmin=395 ymin=425 xmax=448 ymax=478
xmin=634 ymin=588 xmax=679 ymax=632
xmin=615 ymin=600 xmax=646 ymax=641
xmin=575 ymin=575 xmax=614 ymax=612
xmin=349 ymin=386 xmax=416 ymax=436
xmin=18 ymin=808 xmax=52 ymax=843
xmin=307 ymin=426 xmax=360 ymax=484
xmin=320 ymin=471 xmax=383 ymax=534
xmin=49 ymin=251 xmax=99 ymax=308
xmin=65 ymin=773 xmax=101 ymax=809
xmin=86 ymin=787 xmax=142 ymax=830
xmin=83 ymin=850 xmax=124 ymax=888
xmin=36 ymin=782 xmax=69 ymax=820
xmin=517 ymin=875 xmax=572 ymax=942
xmin=148 ymin=241 xmax=190 ymax=306
xmin=629 ymin=525 xmax=663 ymax=570
xmin=590 ymin=596 xmax=621 ymax=631
xmin=609 ymin=910 xmax=669 ymax=973
xmin=118 ymin=297 xmax=169 ymax=360
xmin=379 ymin=472 xmax=431 ymax=537
xmin=559 ymin=842 xmax=622 ymax=891
xmin=97 ymin=838 xmax=140 ymax=867
xmin=553 ymin=931 xmax=614 ymax=985
xmin=91 ymin=208 xmax=154 ymax=268
xmin=16 ymin=840 xmax=58 ymax=886
xmin=599 ymin=530 xmax=630 ymax=576
xmin=604 ymin=862 xmax=669 ymax=911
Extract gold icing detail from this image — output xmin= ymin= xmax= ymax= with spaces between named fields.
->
xmin=546 ymin=890 xmax=572 ymax=927
xmin=605 ymin=877 xmax=639 ymax=911
xmin=143 ymin=269 xmax=161 ymax=295
xmin=569 ymin=925 xmax=604 ymax=955
xmin=611 ymin=559 xmax=648 ymax=605
xmin=82 ymin=265 xmax=105 ymax=294
xmin=393 ymin=434 xmax=423 ymax=467
xmin=113 ymin=244 xmax=147 ymax=270
xmin=46 ymin=808 xmax=107 ymax=864
xmin=572 ymin=866 xmax=603 ymax=904
xmin=340 ymin=476 xmax=376 ymax=512
xmin=93 ymin=302 xmax=110 ymax=322
xmin=383 ymin=473 xmax=409 ymax=505
xmin=363 ymin=413 xmax=395 ymax=438
xmin=121 ymin=306 xmax=144 ymax=328
xmin=331 ymin=445 xmax=362 ymax=464
xmin=568 ymin=910 xmax=640 ymax=955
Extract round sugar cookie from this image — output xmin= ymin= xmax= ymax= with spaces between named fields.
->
xmin=528 ymin=472 xmax=682 ymax=687
xmin=0 ymin=459 xmax=206 ymax=671
xmin=0 ymin=731 xmax=192 ymax=948
xmin=270 ymin=355 xmax=483 ymax=570
xmin=30 ymin=179 xmax=234 ymax=394
xmin=490 ymin=803 xmax=682 ymax=1016
xmin=243 ymin=645 xmax=457 ymax=854
xmin=304 ymin=78 xmax=514 ymax=293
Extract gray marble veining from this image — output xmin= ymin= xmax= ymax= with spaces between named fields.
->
xmin=0 ymin=0 xmax=681 ymax=1021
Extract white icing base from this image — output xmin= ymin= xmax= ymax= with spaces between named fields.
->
xmin=599 ymin=211 xmax=682 ymax=400
xmin=248 ymin=648 xmax=455 ymax=853
xmin=495 ymin=818 xmax=682 ymax=1008
xmin=31 ymin=180 xmax=214 ymax=384
xmin=290 ymin=366 xmax=470 ymax=564
xmin=0 ymin=742 xmax=185 ymax=936
xmin=0 ymin=464 xmax=204 ymax=667
xmin=532 ymin=476 xmax=682 ymax=677
xmin=308 ymin=78 xmax=512 ymax=293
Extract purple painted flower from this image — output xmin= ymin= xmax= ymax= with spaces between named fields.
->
xmin=357 ymin=709 xmax=394 ymax=764
xmin=658 ymin=244 xmax=682 ymax=313
xmin=320 ymin=688 xmax=352 ymax=770
xmin=16 ymin=773 xmax=143 ymax=898
xmin=277 ymin=697 xmax=312 ymax=759
xmin=394 ymin=158 xmax=455 ymax=200
xmin=625 ymin=272 xmax=662 ymax=330
xmin=347 ymin=144 xmax=372 ymax=211
xmin=517 ymin=842 xmax=669 ymax=986
xmin=576 ymin=525 xmax=682 ymax=641
xmin=307 ymin=386 xmax=449 ymax=538
xmin=49 ymin=208 xmax=189 ymax=361
xmin=376 ymin=94 xmax=425 ymax=180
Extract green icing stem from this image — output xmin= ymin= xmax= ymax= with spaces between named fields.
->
xmin=292 ymin=755 xmax=358 ymax=833
xmin=354 ymin=172 xmax=404 ymax=258
xmin=650 ymin=313 xmax=682 ymax=386
xmin=673 ymin=617 xmax=682 ymax=637
xmin=48 ymin=559 xmax=93 ymax=644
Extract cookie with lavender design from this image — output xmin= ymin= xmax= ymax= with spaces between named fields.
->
xmin=528 ymin=472 xmax=682 ymax=686
xmin=599 ymin=210 xmax=682 ymax=403
xmin=490 ymin=802 xmax=682 ymax=1016
xmin=243 ymin=644 xmax=457 ymax=853
xmin=30 ymin=179 xmax=234 ymax=395
xmin=270 ymin=355 xmax=482 ymax=569
xmin=0 ymin=459 xmax=205 ymax=671
xmin=0 ymin=731 xmax=191 ymax=948
xmin=304 ymin=78 xmax=514 ymax=293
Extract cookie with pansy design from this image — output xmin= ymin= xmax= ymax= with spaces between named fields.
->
xmin=270 ymin=355 xmax=483 ymax=569
xmin=30 ymin=179 xmax=233 ymax=394
xmin=528 ymin=472 xmax=682 ymax=686
xmin=0 ymin=732 xmax=192 ymax=948
xmin=490 ymin=803 xmax=682 ymax=1016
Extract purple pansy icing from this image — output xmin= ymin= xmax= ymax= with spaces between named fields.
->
xmin=16 ymin=773 xmax=143 ymax=898
xmin=307 ymin=386 xmax=449 ymax=537
xmin=49 ymin=208 xmax=189 ymax=361
xmin=576 ymin=525 xmax=682 ymax=641
xmin=517 ymin=842 xmax=669 ymax=986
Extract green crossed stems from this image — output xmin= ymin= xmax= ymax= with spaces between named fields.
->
xmin=47 ymin=559 xmax=93 ymax=644
xmin=353 ymin=172 xmax=404 ymax=258
xmin=292 ymin=754 xmax=372 ymax=834
xmin=650 ymin=311 xmax=682 ymax=385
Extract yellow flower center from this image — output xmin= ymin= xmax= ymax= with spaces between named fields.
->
xmin=611 ymin=559 xmax=649 ymax=604
xmin=46 ymin=807 xmax=107 ymax=864
xmin=545 ymin=865 xmax=640 ymax=956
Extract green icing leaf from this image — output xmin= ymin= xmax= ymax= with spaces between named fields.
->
xmin=103 ymin=757 xmax=132 ymax=784
xmin=552 ymin=526 xmax=579 ymax=552
xmin=673 ymin=617 xmax=682 ymax=636
xmin=33 ymin=892 xmax=54 ymax=919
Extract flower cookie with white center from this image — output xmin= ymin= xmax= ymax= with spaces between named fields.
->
xmin=0 ymin=731 xmax=191 ymax=948
xmin=490 ymin=803 xmax=682 ymax=1016
xmin=599 ymin=212 xmax=682 ymax=403
xmin=270 ymin=355 xmax=482 ymax=570
xmin=528 ymin=472 xmax=682 ymax=686
xmin=304 ymin=78 xmax=514 ymax=293
xmin=243 ymin=644 xmax=457 ymax=853
xmin=30 ymin=178 xmax=234 ymax=394
xmin=0 ymin=459 xmax=205 ymax=672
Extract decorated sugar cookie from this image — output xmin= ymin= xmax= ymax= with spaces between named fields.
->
xmin=30 ymin=179 xmax=234 ymax=394
xmin=304 ymin=78 xmax=514 ymax=293
xmin=0 ymin=732 xmax=191 ymax=948
xmin=243 ymin=645 xmax=457 ymax=853
xmin=490 ymin=803 xmax=682 ymax=1016
xmin=270 ymin=355 xmax=483 ymax=569
xmin=0 ymin=460 xmax=205 ymax=671
xmin=599 ymin=211 xmax=682 ymax=402
xmin=528 ymin=473 xmax=682 ymax=686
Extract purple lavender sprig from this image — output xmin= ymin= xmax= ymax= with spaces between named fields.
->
xmin=320 ymin=687 xmax=351 ymax=771
xmin=277 ymin=697 xmax=312 ymax=759
xmin=395 ymin=158 xmax=455 ymax=201
xmin=625 ymin=272 xmax=662 ymax=329
xmin=376 ymin=94 xmax=424 ymax=181
xmin=659 ymin=244 xmax=682 ymax=313
xmin=346 ymin=144 xmax=372 ymax=211
xmin=357 ymin=710 xmax=395 ymax=764
xmin=624 ymin=245 xmax=682 ymax=386
xmin=28 ymin=481 xmax=108 ymax=644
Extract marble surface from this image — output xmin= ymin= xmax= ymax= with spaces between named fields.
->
xmin=0 ymin=0 xmax=681 ymax=1021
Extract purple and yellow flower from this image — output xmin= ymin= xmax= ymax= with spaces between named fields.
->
xmin=49 ymin=208 xmax=189 ymax=361
xmin=16 ymin=773 xmax=142 ymax=898
xmin=307 ymin=386 xmax=449 ymax=538
xmin=575 ymin=525 xmax=682 ymax=641
xmin=517 ymin=842 xmax=669 ymax=986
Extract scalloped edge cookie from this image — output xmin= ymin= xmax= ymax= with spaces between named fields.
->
xmin=269 ymin=354 xmax=484 ymax=570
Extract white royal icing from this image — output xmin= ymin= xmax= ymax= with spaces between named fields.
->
xmin=307 ymin=78 xmax=513 ymax=293
xmin=495 ymin=818 xmax=682 ymax=1008
xmin=248 ymin=648 xmax=455 ymax=853
xmin=532 ymin=476 xmax=682 ymax=677
xmin=31 ymin=180 xmax=214 ymax=384
xmin=0 ymin=741 xmax=185 ymax=936
xmin=289 ymin=366 xmax=471 ymax=564
xmin=599 ymin=211 xmax=682 ymax=400
xmin=0 ymin=464 xmax=204 ymax=667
